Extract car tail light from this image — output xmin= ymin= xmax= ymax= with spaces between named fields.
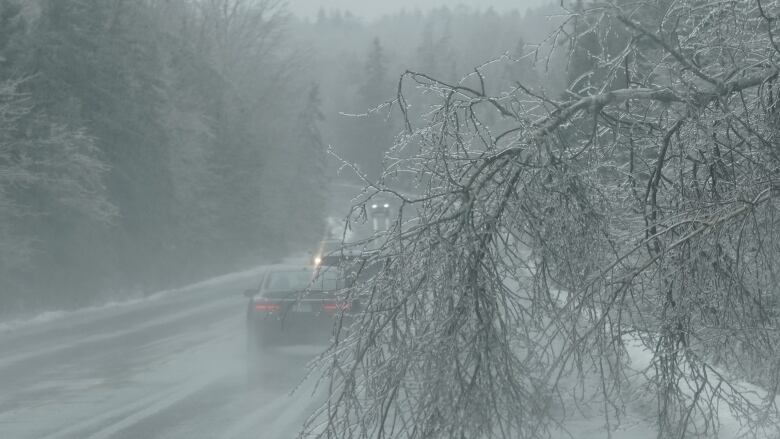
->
xmin=254 ymin=302 xmax=280 ymax=312
xmin=323 ymin=302 xmax=351 ymax=312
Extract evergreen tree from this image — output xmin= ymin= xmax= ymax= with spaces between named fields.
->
xmin=295 ymin=82 xmax=329 ymax=235
xmin=344 ymin=37 xmax=395 ymax=180
xmin=359 ymin=37 xmax=389 ymax=109
xmin=415 ymin=14 xmax=456 ymax=81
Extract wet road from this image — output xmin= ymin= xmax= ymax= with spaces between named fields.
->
xmin=2 ymin=262 xmax=764 ymax=439
xmin=0 ymin=265 xmax=328 ymax=439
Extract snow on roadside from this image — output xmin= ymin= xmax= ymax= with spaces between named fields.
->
xmin=622 ymin=336 xmax=780 ymax=438
xmin=503 ymin=266 xmax=779 ymax=438
xmin=0 ymin=254 xmax=309 ymax=334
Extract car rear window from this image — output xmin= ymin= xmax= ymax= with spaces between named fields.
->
xmin=264 ymin=271 xmax=312 ymax=291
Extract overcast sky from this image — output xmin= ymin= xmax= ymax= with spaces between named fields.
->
xmin=286 ymin=0 xmax=553 ymax=21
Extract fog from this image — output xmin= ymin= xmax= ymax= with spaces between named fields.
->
xmin=2 ymin=0 xmax=779 ymax=438
xmin=286 ymin=0 xmax=552 ymax=20
xmin=0 ymin=0 xmax=561 ymax=318
xmin=0 ymin=1 xmax=561 ymax=437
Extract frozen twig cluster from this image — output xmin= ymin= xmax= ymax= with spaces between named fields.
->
xmin=307 ymin=0 xmax=780 ymax=437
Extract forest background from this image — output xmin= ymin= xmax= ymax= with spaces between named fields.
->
xmin=0 ymin=0 xmax=562 ymax=316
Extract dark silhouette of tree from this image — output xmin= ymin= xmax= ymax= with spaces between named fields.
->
xmin=341 ymin=37 xmax=395 ymax=180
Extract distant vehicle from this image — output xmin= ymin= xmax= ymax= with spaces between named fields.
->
xmin=244 ymin=265 xmax=354 ymax=371
xmin=312 ymin=239 xmax=361 ymax=267
xmin=311 ymin=239 xmax=384 ymax=287
xmin=370 ymin=201 xmax=391 ymax=232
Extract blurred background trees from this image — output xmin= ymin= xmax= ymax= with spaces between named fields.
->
xmin=0 ymin=0 xmax=556 ymax=316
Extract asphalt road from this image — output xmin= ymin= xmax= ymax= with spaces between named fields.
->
xmin=0 ymin=265 xmax=328 ymax=439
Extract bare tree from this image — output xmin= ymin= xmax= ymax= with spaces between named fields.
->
xmin=195 ymin=0 xmax=289 ymax=77
xmin=307 ymin=0 xmax=780 ymax=437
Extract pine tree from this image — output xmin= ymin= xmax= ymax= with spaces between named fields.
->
xmin=292 ymin=82 xmax=329 ymax=242
xmin=359 ymin=37 xmax=389 ymax=109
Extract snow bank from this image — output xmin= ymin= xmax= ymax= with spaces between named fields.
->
xmin=622 ymin=336 xmax=780 ymax=438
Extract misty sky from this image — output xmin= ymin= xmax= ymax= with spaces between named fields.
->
xmin=286 ymin=0 xmax=553 ymax=20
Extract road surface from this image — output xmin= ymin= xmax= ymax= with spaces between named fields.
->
xmin=0 ymin=262 xmax=766 ymax=439
xmin=0 ymin=265 xmax=328 ymax=439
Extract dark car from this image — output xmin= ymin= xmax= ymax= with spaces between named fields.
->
xmin=245 ymin=265 xmax=353 ymax=364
